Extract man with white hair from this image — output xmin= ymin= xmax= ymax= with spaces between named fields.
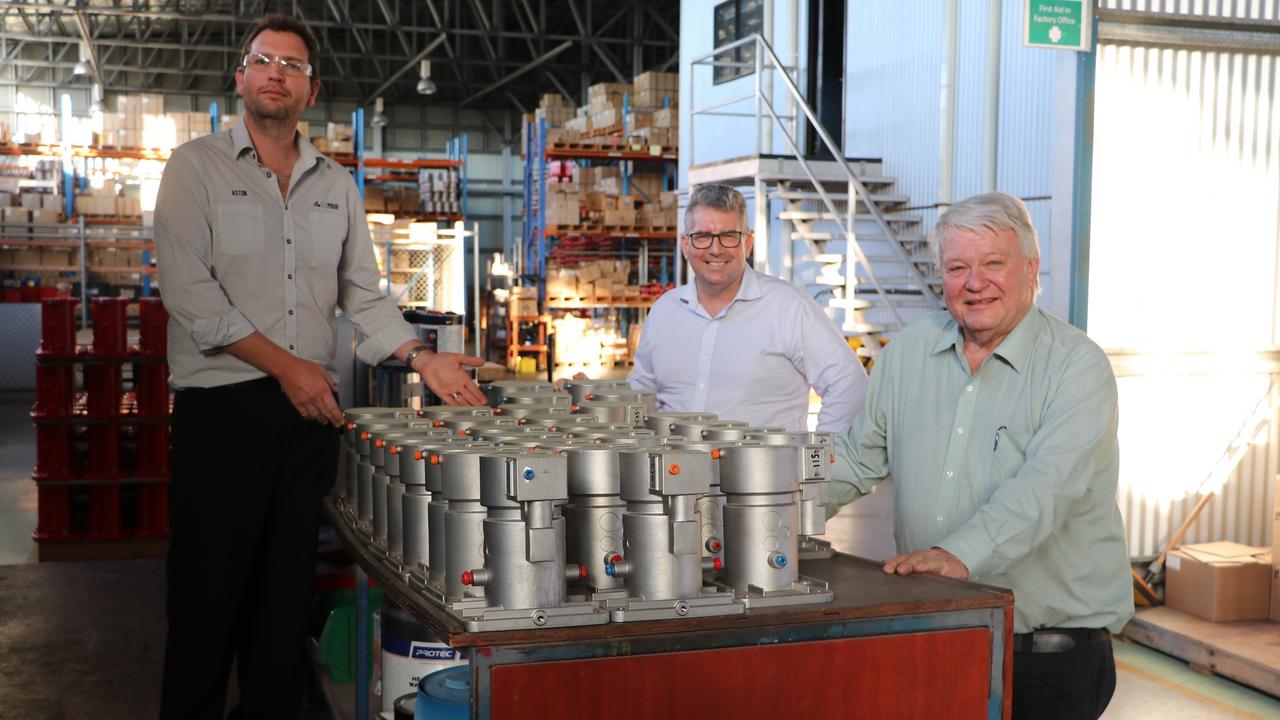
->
xmin=629 ymin=183 xmax=866 ymax=432
xmin=828 ymin=191 xmax=1132 ymax=719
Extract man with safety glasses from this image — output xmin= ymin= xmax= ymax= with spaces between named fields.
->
xmin=629 ymin=183 xmax=866 ymax=432
xmin=153 ymin=14 xmax=484 ymax=717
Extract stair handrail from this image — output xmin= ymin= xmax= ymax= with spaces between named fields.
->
xmin=689 ymin=34 xmax=942 ymax=312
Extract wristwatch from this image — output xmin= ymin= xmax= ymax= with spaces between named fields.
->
xmin=404 ymin=344 xmax=433 ymax=367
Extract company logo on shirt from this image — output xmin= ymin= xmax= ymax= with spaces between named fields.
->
xmin=313 ymin=200 xmax=340 ymax=210
xmin=231 ymin=189 xmax=248 ymax=197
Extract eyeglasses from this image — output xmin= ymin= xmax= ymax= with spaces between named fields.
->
xmin=685 ymin=230 xmax=745 ymax=249
xmin=241 ymin=51 xmax=313 ymax=78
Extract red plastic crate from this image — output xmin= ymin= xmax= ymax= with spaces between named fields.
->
xmin=84 ymin=364 xmax=123 ymax=418
xmin=135 ymin=423 xmax=170 ymax=478
xmin=32 ymin=365 xmax=74 ymax=419
xmin=137 ymin=298 xmax=168 ymax=357
xmin=33 ymin=485 xmax=76 ymax=541
xmin=39 ymin=298 xmax=79 ymax=357
xmin=91 ymin=298 xmax=131 ymax=356
xmin=85 ymin=484 xmax=127 ymax=540
xmin=134 ymin=364 xmax=169 ymax=417
xmin=135 ymin=482 xmax=170 ymax=538
xmin=33 ymin=425 xmax=74 ymax=480
xmin=85 ymin=425 xmax=125 ymax=479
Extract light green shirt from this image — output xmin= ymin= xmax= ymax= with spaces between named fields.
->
xmin=830 ymin=307 xmax=1134 ymax=634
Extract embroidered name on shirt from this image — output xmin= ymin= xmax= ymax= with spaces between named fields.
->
xmin=231 ymin=190 xmax=248 ymax=197
xmin=313 ymin=201 xmax=340 ymax=210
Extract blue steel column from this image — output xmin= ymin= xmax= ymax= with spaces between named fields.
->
xmin=536 ymin=118 xmax=548 ymax=306
xmin=1068 ymin=18 xmax=1098 ymax=331
xmin=354 ymin=106 xmax=372 ymax=718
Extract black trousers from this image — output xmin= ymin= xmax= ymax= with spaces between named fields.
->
xmin=1013 ymin=633 xmax=1117 ymax=720
xmin=160 ymin=377 xmax=339 ymax=720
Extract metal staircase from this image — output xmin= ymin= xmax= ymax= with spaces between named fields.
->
xmin=687 ymin=35 xmax=943 ymax=356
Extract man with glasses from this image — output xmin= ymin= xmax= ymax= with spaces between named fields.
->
xmin=629 ymin=183 xmax=866 ymax=432
xmin=153 ymin=14 xmax=485 ymax=717
xmin=827 ymin=193 xmax=1131 ymax=719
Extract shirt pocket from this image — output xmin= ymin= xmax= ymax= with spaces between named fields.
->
xmin=307 ymin=210 xmax=346 ymax=268
xmin=990 ymin=428 xmax=1030 ymax=482
xmin=214 ymin=201 xmax=265 ymax=255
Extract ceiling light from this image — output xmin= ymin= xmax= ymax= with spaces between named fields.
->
xmin=370 ymin=96 xmax=389 ymax=128
xmin=88 ymin=83 xmax=104 ymax=115
xmin=417 ymin=59 xmax=437 ymax=96
xmin=72 ymin=42 xmax=93 ymax=79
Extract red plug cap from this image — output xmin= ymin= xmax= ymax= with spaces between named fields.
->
xmin=461 ymin=570 xmax=474 ymax=586
xmin=713 ymin=557 xmax=723 ymax=571
xmin=578 ymin=564 xmax=588 ymax=580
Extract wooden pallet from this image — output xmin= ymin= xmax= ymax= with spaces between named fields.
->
xmin=1123 ymin=606 xmax=1280 ymax=697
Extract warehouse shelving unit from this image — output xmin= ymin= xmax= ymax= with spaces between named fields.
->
xmin=520 ymin=110 xmax=678 ymax=373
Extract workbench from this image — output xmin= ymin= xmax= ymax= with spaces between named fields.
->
xmin=324 ymin=498 xmax=1014 ymax=719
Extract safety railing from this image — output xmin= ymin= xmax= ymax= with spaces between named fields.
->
xmin=688 ymin=34 xmax=941 ymax=319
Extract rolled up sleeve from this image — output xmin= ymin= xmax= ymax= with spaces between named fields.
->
xmin=336 ymin=182 xmax=418 ymax=365
xmin=790 ymin=298 xmax=867 ymax=433
xmin=153 ymin=148 xmax=257 ymax=354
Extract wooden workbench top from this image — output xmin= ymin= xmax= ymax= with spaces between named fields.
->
xmin=323 ymin=498 xmax=1013 ymax=649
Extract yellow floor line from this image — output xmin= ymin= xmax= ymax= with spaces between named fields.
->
xmin=1115 ymin=659 xmax=1261 ymax=720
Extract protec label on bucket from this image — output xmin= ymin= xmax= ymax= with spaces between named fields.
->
xmin=411 ymin=643 xmax=460 ymax=661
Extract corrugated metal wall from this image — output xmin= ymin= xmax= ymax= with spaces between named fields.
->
xmin=1092 ymin=5 xmax=1280 ymax=556
xmin=844 ymin=1 xmax=1064 ymax=316
xmin=1101 ymin=0 xmax=1280 ymax=20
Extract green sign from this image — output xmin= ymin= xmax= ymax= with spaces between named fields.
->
xmin=1024 ymin=1 xmax=1091 ymax=51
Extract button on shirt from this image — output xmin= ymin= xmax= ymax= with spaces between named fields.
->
xmin=830 ymin=307 xmax=1133 ymax=634
xmin=154 ymin=122 xmax=417 ymax=388
xmin=629 ymin=268 xmax=866 ymax=432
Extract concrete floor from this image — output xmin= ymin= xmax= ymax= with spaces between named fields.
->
xmin=2 ymin=400 xmax=1279 ymax=718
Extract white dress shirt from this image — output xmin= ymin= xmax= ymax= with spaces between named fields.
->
xmin=629 ymin=268 xmax=867 ymax=432
xmin=154 ymin=122 xmax=417 ymax=388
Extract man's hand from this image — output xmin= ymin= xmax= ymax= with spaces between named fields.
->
xmin=414 ymin=351 xmax=487 ymax=405
xmin=882 ymin=547 xmax=969 ymax=580
xmin=277 ymin=355 xmax=344 ymax=426
xmin=553 ymin=371 xmax=589 ymax=392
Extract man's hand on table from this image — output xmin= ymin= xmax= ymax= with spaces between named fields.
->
xmin=882 ymin=547 xmax=969 ymax=580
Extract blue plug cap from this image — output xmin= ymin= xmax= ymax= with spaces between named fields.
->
xmin=522 ymin=467 xmax=535 ymax=481
xmin=604 ymin=563 xmax=615 ymax=577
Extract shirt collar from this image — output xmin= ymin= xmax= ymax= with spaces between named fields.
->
xmin=930 ymin=305 xmax=1043 ymax=374
xmin=677 ymin=267 xmax=764 ymax=315
xmin=229 ymin=120 xmax=324 ymax=169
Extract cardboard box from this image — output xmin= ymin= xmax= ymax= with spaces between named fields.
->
xmin=1166 ymin=542 xmax=1272 ymax=622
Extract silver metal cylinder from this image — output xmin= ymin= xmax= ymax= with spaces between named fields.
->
xmin=341 ymin=408 xmax=416 ymax=503
xmin=418 ymin=405 xmax=494 ymax=421
xmin=662 ymin=439 xmax=736 ymax=563
xmin=497 ymin=389 xmax=571 ymax=407
xmin=573 ymin=400 xmax=646 ymax=427
xmin=402 ymin=488 xmax=431 ymax=569
xmin=667 ymin=419 xmax=749 ymax=441
xmin=612 ymin=448 xmax=715 ymax=600
xmin=644 ymin=412 xmax=719 ymax=437
xmin=434 ymin=416 xmax=517 ymax=436
xmin=745 ymin=431 xmax=835 ymax=538
xmin=579 ymin=388 xmax=656 ymax=411
xmin=372 ymin=429 xmax=444 ymax=545
xmin=717 ymin=443 xmax=803 ymax=592
xmin=441 ymin=450 xmax=488 ymax=599
xmin=561 ymin=378 xmax=631 ymax=405
xmin=465 ymin=451 xmax=570 ymax=610
xmin=494 ymin=405 xmax=571 ymax=420
xmin=481 ymin=380 xmax=553 ymax=406
xmin=563 ymin=444 xmax=627 ymax=590
xmin=353 ymin=419 xmax=418 ymax=525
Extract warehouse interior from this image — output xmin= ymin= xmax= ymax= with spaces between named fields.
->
xmin=1 ymin=1 xmax=1279 ymax=718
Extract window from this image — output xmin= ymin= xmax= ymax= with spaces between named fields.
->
xmin=713 ymin=0 xmax=764 ymax=85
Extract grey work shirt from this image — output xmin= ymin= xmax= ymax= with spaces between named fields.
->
xmin=831 ymin=307 xmax=1134 ymax=634
xmin=154 ymin=121 xmax=417 ymax=388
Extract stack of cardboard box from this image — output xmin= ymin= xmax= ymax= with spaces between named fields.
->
xmin=417 ymin=169 xmax=461 ymax=216
xmin=363 ymin=185 xmax=421 ymax=214
xmin=312 ymin=122 xmax=353 ymax=154
xmin=544 ymin=260 xmax=636 ymax=301
xmin=536 ymin=94 xmax=575 ymax=127
xmin=632 ymin=71 xmax=678 ymax=110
